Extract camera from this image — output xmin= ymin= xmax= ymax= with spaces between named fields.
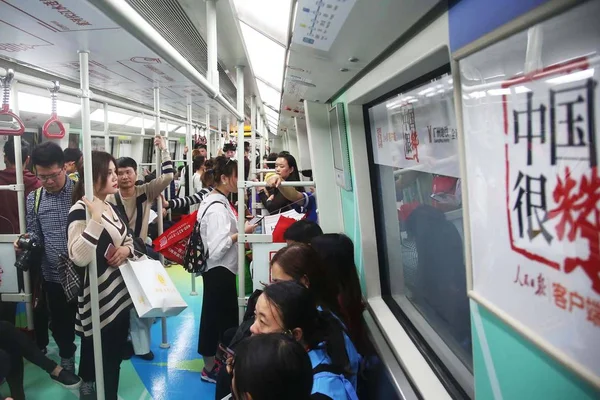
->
xmin=14 ymin=235 xmax=43 ymax=272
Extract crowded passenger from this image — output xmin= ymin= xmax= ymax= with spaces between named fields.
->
xmin=109 ymin=136 xmax=173 ymax=361
xmin=259 ymin=152 xmax=305 ymax=214
xmin=67 ymin=150 xmax=136 ymax=399
xmin=311 ymin=234 xmax=369 ymax=356
xmin=0 ymin=138 xmax=40 ymax=235
xmin=14 ymin=141 xmax=78 ymax=374
xmin=0 ymin=321 xmax=81 ymax=400
xmin=163 ymin=158 xmax=215 ymax=212
xmin=251 ymin=281 xmax=359 ymax=400
xmin=197 ymin=156 xmax=256 ymax=383
xmin=63 ymin=148 xmax=82 ymax=182
xmin=227 ymin=333 xmax=314 ymax=400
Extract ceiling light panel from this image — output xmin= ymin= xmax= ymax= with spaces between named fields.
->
xmin=234 ymin=0 xmax=292 ymax=45
xmin=17 ymin=92 xmax=80 ymax=118
xmin=90 ymin=109 xmax=132 ymax=125
xmin=257 ymin=80 xmax=282 ymax=111
xmin=126 ymin=117 xmax=155 ymax=129
xmin=240 ymin=22 xmax=286 ymax=91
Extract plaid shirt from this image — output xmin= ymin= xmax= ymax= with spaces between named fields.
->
xmin=26 ymin=178 xmax=74 ymax=284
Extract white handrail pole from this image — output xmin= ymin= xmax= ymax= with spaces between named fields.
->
xmin=11 ymin=82 xmax=34 ymax=330
xmin=154 ymin=87 xmax=170 ymax=349
xmin=79 ymin=50 xmax=106 ymax=400
xmin=236 ymin=65 xmax=245 ymax=324
xmin=250 ymin=96 xmax=257 ymax=216
xmin=103 ymin=103 xmax=110 ymax=152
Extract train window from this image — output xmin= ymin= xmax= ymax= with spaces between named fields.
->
xmin=365 ymin=66 xmax=473 ymax=395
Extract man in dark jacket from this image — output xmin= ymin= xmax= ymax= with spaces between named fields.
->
xmin=0 ymin=138 xmax=40 ymax=235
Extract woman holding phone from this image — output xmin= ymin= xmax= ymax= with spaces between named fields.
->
xmin=197 ymin=156 xmax=256 ymax=383
xmin=67 ymin=151 xmax=136 ymax=400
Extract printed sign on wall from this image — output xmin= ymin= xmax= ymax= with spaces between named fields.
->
xmin=461 ymin=0 xmax=600 ymax=386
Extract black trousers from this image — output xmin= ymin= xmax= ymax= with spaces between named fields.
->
xmin=44 ymin=281 xmax=77 ymax=359
xmin=198 ymin=267 xmax=238 ymax=357
xmin=79 ymin=311 xmax=130 ymax=400
xmin=0 ymin=321 xmax=57 ymax=400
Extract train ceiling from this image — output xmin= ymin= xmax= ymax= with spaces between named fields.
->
xmin=279 ymin=0 xmax=442 ymax=135
xmin=0 ymin=0 xmax=272 ymax=132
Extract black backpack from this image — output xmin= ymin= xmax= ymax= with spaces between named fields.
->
xmin=183 ymin=201 xmax=225 ymax=274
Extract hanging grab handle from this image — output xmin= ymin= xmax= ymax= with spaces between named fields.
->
xmin=42 ymin=81 xmax=66 ymax=139
xmin=0 ymin=69 xmax=25 ymax=136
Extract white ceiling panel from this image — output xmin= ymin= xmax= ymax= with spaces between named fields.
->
xmin=256 ymin=80 xmax=282 ymax=111
xmin=233 ymin=0 xmax=292 ymax=45
xmin=240 ymin=22 xmax=286 ymax=90
xmin=280 ymin=0 xmax=442 ymax=130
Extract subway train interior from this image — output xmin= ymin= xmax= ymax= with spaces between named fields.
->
xmin=0 ymin=0 xmax=599 ymax=399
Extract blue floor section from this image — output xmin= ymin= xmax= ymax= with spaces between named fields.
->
xmin=2 ymin=265 xmax=217 ymax=400
xmin=131 ymin=265 xmax=215 ymax=400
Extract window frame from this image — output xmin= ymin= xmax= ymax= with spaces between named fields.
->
xmin=363 ymin=62 xmax=474 ymax=399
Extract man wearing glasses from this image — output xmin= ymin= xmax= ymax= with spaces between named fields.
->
xmin=14 ymin=141 xmax=77 ymax=373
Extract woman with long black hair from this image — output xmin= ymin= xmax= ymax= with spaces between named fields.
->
xmin=197 ymin=156 xmax=256 ymax=383
xmin=311 ymin=234 xmax=370 ymax=356
xmin=67 ymin=151 xmax=136 ymax=399
xmin=250 ymin=281 xmax=358 ymax=400
xmin=259 ymin=152 xmax=304 ymax=214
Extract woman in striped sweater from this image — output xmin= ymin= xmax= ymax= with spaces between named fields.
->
xmin=67 ymin=151 xmax=135 ymax=400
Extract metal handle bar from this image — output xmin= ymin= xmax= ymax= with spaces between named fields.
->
xmin=0 ymin=69 xmax=25 ymax=136
xmin=42 ymin=81 xmax=66 ymax=139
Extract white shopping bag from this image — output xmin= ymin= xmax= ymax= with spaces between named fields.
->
xmin=120 ymin=258 xmax=188 ymax=318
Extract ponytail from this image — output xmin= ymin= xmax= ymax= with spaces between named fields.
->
xmin=312 ymin=310 xmax=352 ymax=378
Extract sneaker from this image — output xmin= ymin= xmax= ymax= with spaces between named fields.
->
xmin=79 ymin=381 xmax=96 ymax=400
xmin=201 ymin=365 xmax=219 ymax=383
xmin=50 ymin=369 xmax=82 ymax=389
xmin=137 ymin=351 xmax=155 ymax=361
xmin=60 ymin=356 xmax=75 ymax=373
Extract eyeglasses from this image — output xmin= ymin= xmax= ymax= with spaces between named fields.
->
xmin=37 ymin=170 xmax=63 ymax=182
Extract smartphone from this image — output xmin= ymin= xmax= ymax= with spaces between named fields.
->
xmin=249 ymin=215 xmax=265 ymax=225
xmin=216 ymin=343 xmax=235 ymax=363
xmin=104 ymin=243 xmax=117 ymax=260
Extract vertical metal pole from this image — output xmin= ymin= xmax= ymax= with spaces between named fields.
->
xmin=165 ymin=120 xmax=172 ymax=221
xmin=226 ymin=117 xmax=230 ymax=142
xmin=235 ymin=66 xmax=245 ymax=323
xmin=10 ymin=82 xmax=34 ymax=330
xmin=205 ymin=108 xmax=211 ymax=158
xmin=103 ymin=103 xmax=110 ymax=153
xmin=260 ymin=116 xmax=266 ymax=169
xmin=217 ymin=117 xmax=222 ymax=152
xmin=206 ymin=0 xmax=219 ymax=92
xmin=79 ymin=51 xmax=106 ymax=400
xmin=140 ymin=113 xmax=145 ymax=178
xmin=250 ymin=96 xmax=257 ymax=216
xmin=154 ymin=87 xmax=170 ymax=349
xmin=187 ymin=103 xmax=198 ymax=296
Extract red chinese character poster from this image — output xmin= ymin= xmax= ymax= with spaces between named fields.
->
xmin=461 ymin=1 xmax=600 ymax=387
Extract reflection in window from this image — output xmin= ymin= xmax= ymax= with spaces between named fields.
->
xmin=367 ymin=71 xmax=473 ymax=380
